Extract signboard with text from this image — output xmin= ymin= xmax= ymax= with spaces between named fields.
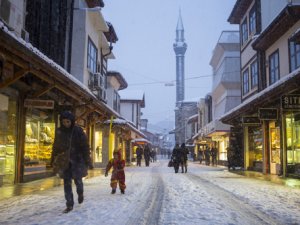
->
xmin=258 ymin=108 xmax=278 ymax=120
xmin=281 ymin=95 xmax=300 ymax=110
xmin=24 ymin=99 xmax=54 ymax=109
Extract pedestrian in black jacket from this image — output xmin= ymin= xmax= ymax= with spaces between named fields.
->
xmin=180 ymin=143 xmax=189 ymax=173
xmin=51 ymin=111 xmax=91 ymax=213
xmin=171 ymin=143 xmax=181 ymax=173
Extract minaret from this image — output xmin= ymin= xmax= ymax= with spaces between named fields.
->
xmin=173 ymin=10 xmax=187 ymax=105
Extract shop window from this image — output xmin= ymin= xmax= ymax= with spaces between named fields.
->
xmin=248 ymin=126 xmax=263 ymax=171
xmin=24 ymin=108 xmax=55 ymax=178
xmin=0 ymin=93 xmax=17 ymax=186
xmin=94 ymin=130 xmax=103 ymax=163
xmin=286 ymin=113 xmax=300 ymax=175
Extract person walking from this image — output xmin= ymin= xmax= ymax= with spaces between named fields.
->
xmin=180 ymin=143 xmax=189 ymax=173
xmin=198 ymin=148 xmax=204 ymax=164
xmin=136 ymin=145 xmax=143 ymax=167
xmin=51 ymin=110 xmax=91 ymax=213
xmin=211 ymin=146 xmax=218 ymax=166
xmin=144 ymin=144 xmax=151 ymax=167
xmin=204 ymin=145 xmax=211 ymax=166
xmin=171 ymin=143 xmax=181 ymax=173
xmin=105 ymin=149 xmax=126 ymax=194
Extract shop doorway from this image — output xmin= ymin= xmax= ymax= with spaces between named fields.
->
xmin=269 ymin=122 xmax=281 ymax=175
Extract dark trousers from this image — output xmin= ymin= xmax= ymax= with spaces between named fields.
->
xmin=63 ymin=168 xmax=83 ymax=207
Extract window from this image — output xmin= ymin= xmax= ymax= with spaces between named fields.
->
xmin=113 ymin=91 xmax=120 ymax=113
xmin=269 ymin=50 xmax=279 ymax=85
xmin=87 ymin=38 xmax=98 ymax=73
xmin=289 ymin=41 xmax=300 ymax=72
xmin=243 ymin=68 xmax=249 ymax=95
xmin=241 ymin=18 xmax=248 ymax=45
xmin=250 ymin=60 xmax=258 ymax=89
xmin=249 ymin=5 xmax=256 ymax=35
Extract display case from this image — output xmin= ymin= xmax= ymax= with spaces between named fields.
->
xmin=24 ymin=118 xmax=55 ymax=175
xmin=270 ymin=127 xmax=281 ymax=175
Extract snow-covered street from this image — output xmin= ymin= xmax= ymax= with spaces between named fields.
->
xmin=1 ymin=158 xmax=300 ymax=225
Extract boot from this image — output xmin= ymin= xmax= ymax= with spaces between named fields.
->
xmin=63 ymin=206 xmax=73 ymax=213
xmin=111 ymin=189 xmax=116 ymax=194
xmin=78 ymin=193 xmax=84 ymax=204
xmin=121 ymin=189 xmax=125 ymax=194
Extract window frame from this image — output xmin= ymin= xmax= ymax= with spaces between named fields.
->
xmin=250 ymin=60 xmax=258 ymax=89
xmin=241 ymin=17 xmax=248 ymax=46
xmin=87 ymin=37 xmax=98 ymax=73
xmin=249 ymin=5 xmax=256 ymax=35
xmin=269 ymin=50 xmax=280 ymax=85
xmin=242 ymin=68 xmax=250 ymax=95
xmin=289 ymin=41 xmax=300 ymax=72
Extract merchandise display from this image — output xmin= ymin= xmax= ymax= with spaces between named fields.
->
xmin=24 ymin=119 xmax=55 ymax=174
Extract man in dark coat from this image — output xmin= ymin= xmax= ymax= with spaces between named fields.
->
xmin=171 ymin=143 xmax=181 ymax=173
xmin=144 ymin=144 xmax=151 ymax=167
xmin=180 ymin=143 xmax=189 ymax=173
xmin=51 ymin=111 xmax=91 ymax=213
xmin=136 ymin=145 xmax=143 ymax=166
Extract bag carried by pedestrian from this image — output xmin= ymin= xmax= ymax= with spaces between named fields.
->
xmin=168 ymin=160 xmax=174 ymax=167
xmin=52 ymin=151 xmax=70 ymax=173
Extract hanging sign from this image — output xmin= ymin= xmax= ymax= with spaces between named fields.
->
xmin=281 ymin=94 xmax=300 ymax=110
xmin=24 ymin=99 xmax=54 ymax=109
xmin=258 ymin=108 xmax=278 ymax=120
xmin=242 ymin=116 xmax=260 ymax=125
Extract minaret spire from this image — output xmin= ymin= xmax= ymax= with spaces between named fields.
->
xmin=173 ymin=9 xmax=187 ymax=104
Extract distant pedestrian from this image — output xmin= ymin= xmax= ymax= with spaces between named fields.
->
xmin=136 ymin=145 xmax=143 ymax=167
xmin=211 ymin=147 xmax=218 ymax=166
xmin=198 ymin=149 xmax=204 ymax=164
xmin=51 ymin=110 xmax=92 ymax=213
xmin=144 ymin=144 xmax=151 ymax=167
xmin=171 ymin=143 xmax=181 ymax=173
xmin=105 ymin=149 xmax=126 ymax=194
xmin=180 ymin=143 xmax=189 ymax=173
xmin=204 ymin=146 xmax=211 ymax=166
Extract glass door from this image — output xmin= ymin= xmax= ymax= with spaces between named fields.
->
xmin=269 ymin=122 xmax=281 ymax=174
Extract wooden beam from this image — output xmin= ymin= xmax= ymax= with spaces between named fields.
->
xmin=31 ymin=83 xmax=56 ymax=98
xmin=0 ymin=68 xmax=29 ymax=88
xmin=77 ymin=107 xmax=96 ymax=121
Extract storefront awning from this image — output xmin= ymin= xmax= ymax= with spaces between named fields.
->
xmin=131 ymin=138 xmax=151 ymax=145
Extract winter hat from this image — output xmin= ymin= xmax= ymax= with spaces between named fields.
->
xmin=113 ymin=149 xmax=122 ymax=159
xmin=60 ymin=111 xmax=75 ymax=127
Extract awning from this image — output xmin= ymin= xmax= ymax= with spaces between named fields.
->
xmin=131 ymin=138 xmax=151 ymax=145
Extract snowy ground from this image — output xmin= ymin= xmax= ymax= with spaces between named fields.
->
xmin=1 ymin=158 xmax=300 ymax=225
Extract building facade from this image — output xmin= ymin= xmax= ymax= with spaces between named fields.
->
xmin=223 ymin=0 xmax=300 ymax=177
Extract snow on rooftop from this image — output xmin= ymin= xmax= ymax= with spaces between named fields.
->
xmin=119 ymin=89 xmax=144 ymax=101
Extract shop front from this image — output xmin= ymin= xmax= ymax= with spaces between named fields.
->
xmin=0 ymin=89 xmax=18 ymax=186
xmin=23 ymin=101 xmax=55 ymax=181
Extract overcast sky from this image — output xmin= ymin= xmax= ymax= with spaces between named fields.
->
xmin=102 ymin=0 xmax=238 ymax=126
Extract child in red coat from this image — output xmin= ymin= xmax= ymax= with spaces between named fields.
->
xmin=105 ymin=149 xmax=126 ymax=194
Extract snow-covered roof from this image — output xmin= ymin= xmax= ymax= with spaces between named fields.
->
xmin=0 ymin=21 xmax=119 ymax=118
xmin=119 ymin=89 xmax=144 ymax=101
xmin=103 ymin=118 xmax=146 ymax=138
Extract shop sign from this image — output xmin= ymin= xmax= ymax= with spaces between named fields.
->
xmin=258 ymin=108 xmax=278 ymax=120
xmin=24 ymin=99 xmax=54 ymax=109
xmin=242 ymin=116 xmax=260 ymax=125
xmin=212 ymin=136 xmax=223 ymax=141
xmin=281 ymin=95 xmax=300 ymax=110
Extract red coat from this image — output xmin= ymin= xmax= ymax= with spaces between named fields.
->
xmin=105 ymin=158 xmax=125 ymax=182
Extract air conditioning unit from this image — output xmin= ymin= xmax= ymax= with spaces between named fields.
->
xmin=96 ymin=88 xmax=107 ymax=102
xmin=21 ymin=29 xmax=30 ymax=42
xmin=89 ymin=72 xmax=105 ymax=90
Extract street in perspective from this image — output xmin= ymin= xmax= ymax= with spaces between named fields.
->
xmin=0 ymin=156 xmax=300 ymax=225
